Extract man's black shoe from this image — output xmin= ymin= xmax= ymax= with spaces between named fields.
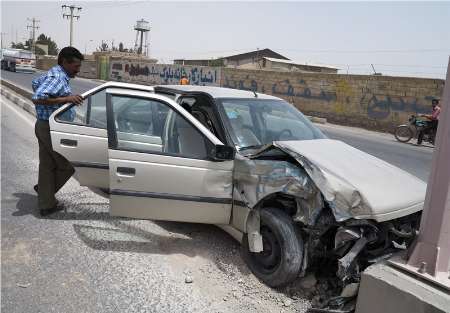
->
xmin=34 ymin=184 xmax=39 ymax=193
xmin=40 ymin=205 xmax=63 ymax=217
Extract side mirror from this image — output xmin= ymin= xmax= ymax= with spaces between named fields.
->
xmin=210 ymin=145 xmax=235 ymax=161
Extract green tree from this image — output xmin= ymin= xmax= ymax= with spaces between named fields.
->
xmin=11 ymin=42 xmax=26 ymax=49
xmin=98 ymin=41 xmax=109 ymax=52
xmin=11 ymin=39 xmax=46 ymax=55
xmin=36 ymin=33 xmax=58 ymax=55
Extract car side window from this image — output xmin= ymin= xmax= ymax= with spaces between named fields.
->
xmin=88 ymin=90 xmax=107 ymax=128
xmin=111 ymin=95 xmax=208 ymax=159
xmin=55 ymin=89 xmax=107 ymax=129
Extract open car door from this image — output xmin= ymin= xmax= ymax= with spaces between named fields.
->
xmin=49 ymin=83 xmax=155 ymax=194
xmin=106 ymin=88 xmax=234 ymax=224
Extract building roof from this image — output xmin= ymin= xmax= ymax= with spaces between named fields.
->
xmin=224 ymin=48 xmax=289 ymax=61
xmin=173 ymin=49 xmax=290 ymax=63
xmin=173 ymin=58 xmax=211 ymax=62
xmin=263 ymin=57 xmax=340 ymax=70
xmin=155 ymin=85 xmax=280 ymax=100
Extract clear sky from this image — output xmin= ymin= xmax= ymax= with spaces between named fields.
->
xmin=1 ymin=1 xmax=449 ymax=78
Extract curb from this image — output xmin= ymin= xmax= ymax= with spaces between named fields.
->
xmin=0 ymin=80 xmax=36 ymax=117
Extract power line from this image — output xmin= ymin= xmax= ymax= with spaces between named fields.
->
xmin=281 ymin=48 xmax=450 ymax=54
xmin=62 ymin=4 xmax=82 ymax=47
xmin=27 ymin=17 xmax=40 ymax=55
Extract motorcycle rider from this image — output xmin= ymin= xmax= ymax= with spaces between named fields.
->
xmin=417 ymin=98 xmax=441 ymax=145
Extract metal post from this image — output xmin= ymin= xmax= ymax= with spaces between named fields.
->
xmin=69 ymin=6 xmax=74 ymax=46
xmin=0 ymin=32 xmax=6 ymax=49
xmin=390 ymin=57 xmax=450 ymax=290
xmin=27 ymin=18 xmax=40 ymax=55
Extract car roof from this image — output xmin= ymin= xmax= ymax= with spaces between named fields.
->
xmin=155 ymin=85 xmax=281 ymax=100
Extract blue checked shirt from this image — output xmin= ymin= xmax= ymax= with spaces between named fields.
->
xmin=32 ymin=65 xmax=75 ymax=121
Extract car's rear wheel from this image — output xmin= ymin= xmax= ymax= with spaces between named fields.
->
xmin=241 ymin=207 xmax=303 ymax=287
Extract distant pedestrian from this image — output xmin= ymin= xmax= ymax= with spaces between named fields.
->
xmin=417 ymin=98 xmax=441 ymax=145
xmin=180 ymin=74 xmax=189 ymax=85
xmin=31 ymin=46 xmax=84 ymax=216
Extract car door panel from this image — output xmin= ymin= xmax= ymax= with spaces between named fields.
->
xmin=109 ymin=152 xmax=233 ymax=224
xmin=106 ymin=90 xmax=234 ymax=224
xmin=50 ymin=125 xmax=109 ymax=188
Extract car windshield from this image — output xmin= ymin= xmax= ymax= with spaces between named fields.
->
xmin=218 ymin=98 xmax=326 ymax=150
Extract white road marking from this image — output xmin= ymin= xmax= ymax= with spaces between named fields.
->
xmin=1 ymin=97 xmax=35 ymax=127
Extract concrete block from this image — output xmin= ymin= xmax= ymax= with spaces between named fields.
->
xmin=306 ymin=116 xmax=327 ymax=124
xmin=356 ymin=263 xmax=450 ymax=313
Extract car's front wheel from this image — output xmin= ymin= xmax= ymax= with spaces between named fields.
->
xmin=241 ymin=207 xmax=303 ymax=287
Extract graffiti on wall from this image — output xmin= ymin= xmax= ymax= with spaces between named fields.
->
xmin=223 ymin=76 xmax=338 ymax=103
xmin=110 ymin=62 xmax=221 ymax=86
xmin=223 ymin=72 xmax=437 ymax=121
xmin=362 ymin=94 xmax=431 ymax=120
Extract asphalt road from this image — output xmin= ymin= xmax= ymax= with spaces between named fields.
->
xmin=317 ymin=123 xmax=433 ymax=181
xmin=1 ymin=68 xmax=433 ymax=181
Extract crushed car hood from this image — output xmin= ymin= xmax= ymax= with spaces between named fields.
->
xmin=250 ymin=139 xmax=426 ymax=222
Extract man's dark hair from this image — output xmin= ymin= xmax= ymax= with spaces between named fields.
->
xmin=58 ymin=46 xmax=84 ymax=65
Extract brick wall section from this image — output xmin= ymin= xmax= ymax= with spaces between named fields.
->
xmin=221 ymin=68 xmax=445 ymax=132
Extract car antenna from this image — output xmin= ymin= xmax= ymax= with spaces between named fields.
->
xmin=253 ymin=91 xmax=258 ymax=98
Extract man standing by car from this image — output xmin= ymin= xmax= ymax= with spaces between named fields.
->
xmin=417 ymin=98 xmax=441 ymax=145
xmin=31 ymin=47 xmax=84 ymax=216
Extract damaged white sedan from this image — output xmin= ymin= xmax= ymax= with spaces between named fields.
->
xmin=50 ymin=82 xmax=425 ymax=290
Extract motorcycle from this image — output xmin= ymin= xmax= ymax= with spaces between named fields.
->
xmin=394 ymin=115 xmax=435 ymax=145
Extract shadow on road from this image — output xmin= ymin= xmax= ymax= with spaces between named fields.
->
xmin=11 ymin=192 xmax=110 ymax=220
xmin=72 ymin=217 xmax=244 ymax=268
xmin=10 ymin=191 xmax=313 ymax=297
xmin=12 ymin=192 xmax=39 ymax=218
xmin=12 ymin=192 xmax=248 ymax=275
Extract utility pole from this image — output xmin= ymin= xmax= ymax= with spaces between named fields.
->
xmin=27 ymin=18 xmax=40 ymax=55
xmin=62 ymin=4 xmax=82 ymax=47
xmin=1 ymin=32 xmax=7 ymax=49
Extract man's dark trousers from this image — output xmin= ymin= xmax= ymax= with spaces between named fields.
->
xmin=35 ymin=120 xmax=75 ymax=209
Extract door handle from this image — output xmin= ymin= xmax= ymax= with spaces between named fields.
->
xmin=116 ymin=167 xmax=136 ymax=176
xmin=60 ymin=138 xmax=77 ymax=147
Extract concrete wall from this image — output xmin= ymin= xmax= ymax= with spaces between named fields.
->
xmin=35 ymin=57 xmax=57 ymax=71
xmin=109 ymin=59 xmax=221 ymax=86
xmin=105 ymin=58 xmax=444 ymax=132
xmin=221 ymin=68 xmax=445 ymax=132
xmin=78 ymin=60 xmax=98 ymax=79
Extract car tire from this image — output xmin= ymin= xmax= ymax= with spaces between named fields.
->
xmin=241 ymin=207 xmax=303 ymax=287
xmin=394 ymin=125 xmax=413 ymax=143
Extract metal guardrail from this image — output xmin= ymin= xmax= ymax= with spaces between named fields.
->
xmin=0 ymin=79 xmax=33 ymax=99
xmin=0 ymin=79 xmax=85 ymax=122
